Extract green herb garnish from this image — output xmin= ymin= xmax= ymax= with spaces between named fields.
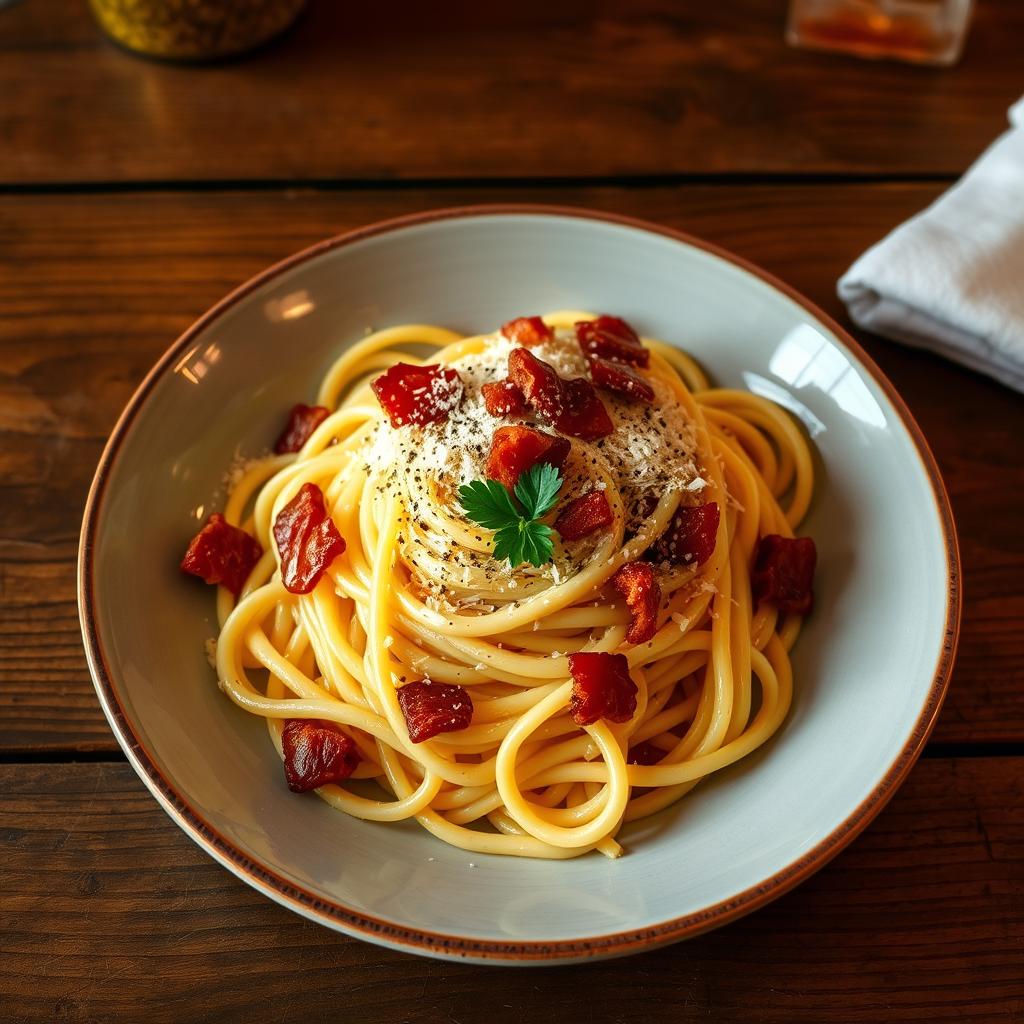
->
xmin=458 ymin=463 xmax=563 ymax=568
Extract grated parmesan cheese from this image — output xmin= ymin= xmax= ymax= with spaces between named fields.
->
xmin=362 ymin=325 xmax=705 ymax=604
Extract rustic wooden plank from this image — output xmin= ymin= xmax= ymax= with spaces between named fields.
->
xmin=1 ymin=185 xmax=1021 ymax=753
xmin=0 ymin=0 xmax=1020 ymax=184
xmin=1 ymin=758 xmax=1021 ymax=1022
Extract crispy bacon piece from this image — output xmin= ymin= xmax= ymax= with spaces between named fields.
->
xmin=485 ymin=424 xmax=571 ymax=490
xmin=588 ymin=356 xmax=655 ymax=404
xmin=397 ymin=681 xmax=474 ymax=743
xmin=501 ymin=315 xmax=553 ymax=348
xmin=751 ymin=534 xmax=817 ymax=615
xmin=481 ymin=378 xmax=528 ymax=417
xmin=274 ymin=403 xmax=331 ymax=454
xmin=282 ymin=718 xmax=360 ymax=792
xmin=555 ymin=490 xmax=613 ymax=541
xmin=507 ymin=348 xmax=614 ymax=440
xmin=370 ymin=362 xmax=463 ymax=428
xmin=567 ymin=652 xmax=638 ymax=726
xmin=556 ymin=377 xmax=616 ymax=440
xmin=611 ymin=561 xmax=662 ymax=645
xmin=651 ymin=501 xmax=720 ymax=567
xmin=180 ymin=513 xmax=262 ymax=597
xmin=272 ymin=482 xmax=346 ymax=595
xmin=575 ymin=315 xmax=649 ymax=368
xmin=508 ymin=347 xmax=564 ymax=416
xmin=628 ymin=740 xmax=664 ymax=766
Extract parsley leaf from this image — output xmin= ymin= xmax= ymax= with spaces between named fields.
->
xmin=514 ymin=462 xmax=562 ymax=521
xmin=457 ymin=478 xmax=522 ymax=530
xmin=458 ymin=464 xmax=563 ymax=568
xmin=491 ymin=523 xmax=523 ymax=564
xmin=490 ymin=519 xmax=556 ymax=568
xmin=518 ymin=520 xmax=556 ymax=567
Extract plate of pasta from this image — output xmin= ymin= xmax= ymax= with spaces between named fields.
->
xmin=79 ymin=207 xmax=959 ymax=963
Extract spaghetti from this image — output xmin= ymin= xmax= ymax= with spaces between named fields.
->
xmin=197 ymin=312 xmax=816 ymax=860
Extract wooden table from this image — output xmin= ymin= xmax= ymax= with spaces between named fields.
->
xmin=2 ymin=2 xmax=1022 ymax=1020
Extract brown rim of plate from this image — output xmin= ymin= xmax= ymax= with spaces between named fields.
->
xmin=78 ymin=204 xmax=962 ymax=963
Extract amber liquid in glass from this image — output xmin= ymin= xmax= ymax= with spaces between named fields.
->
xmin=787 ymin=0 xmax=972 ymax=65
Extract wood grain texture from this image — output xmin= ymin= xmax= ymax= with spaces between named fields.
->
xmin=4 ymin=7 xmax=1021 ymax=1016
xmin=0 ymin=0 xmax=1020 ymax=184
xmin=2 ymin=185 xmax=1022 ymax=753
xmin=2 ymin=758 xmax=1022 ymax=1022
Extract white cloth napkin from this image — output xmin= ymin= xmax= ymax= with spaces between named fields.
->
xmin=838 ymin=97 xmax=1024 ymax=392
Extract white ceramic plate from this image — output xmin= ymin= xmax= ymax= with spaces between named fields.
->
xmin=79 ymin=207 xmax=960 ymax=964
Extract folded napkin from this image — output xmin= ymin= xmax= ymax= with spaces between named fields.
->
xmin=838 ymin=97 xmax=1024 ymax=393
